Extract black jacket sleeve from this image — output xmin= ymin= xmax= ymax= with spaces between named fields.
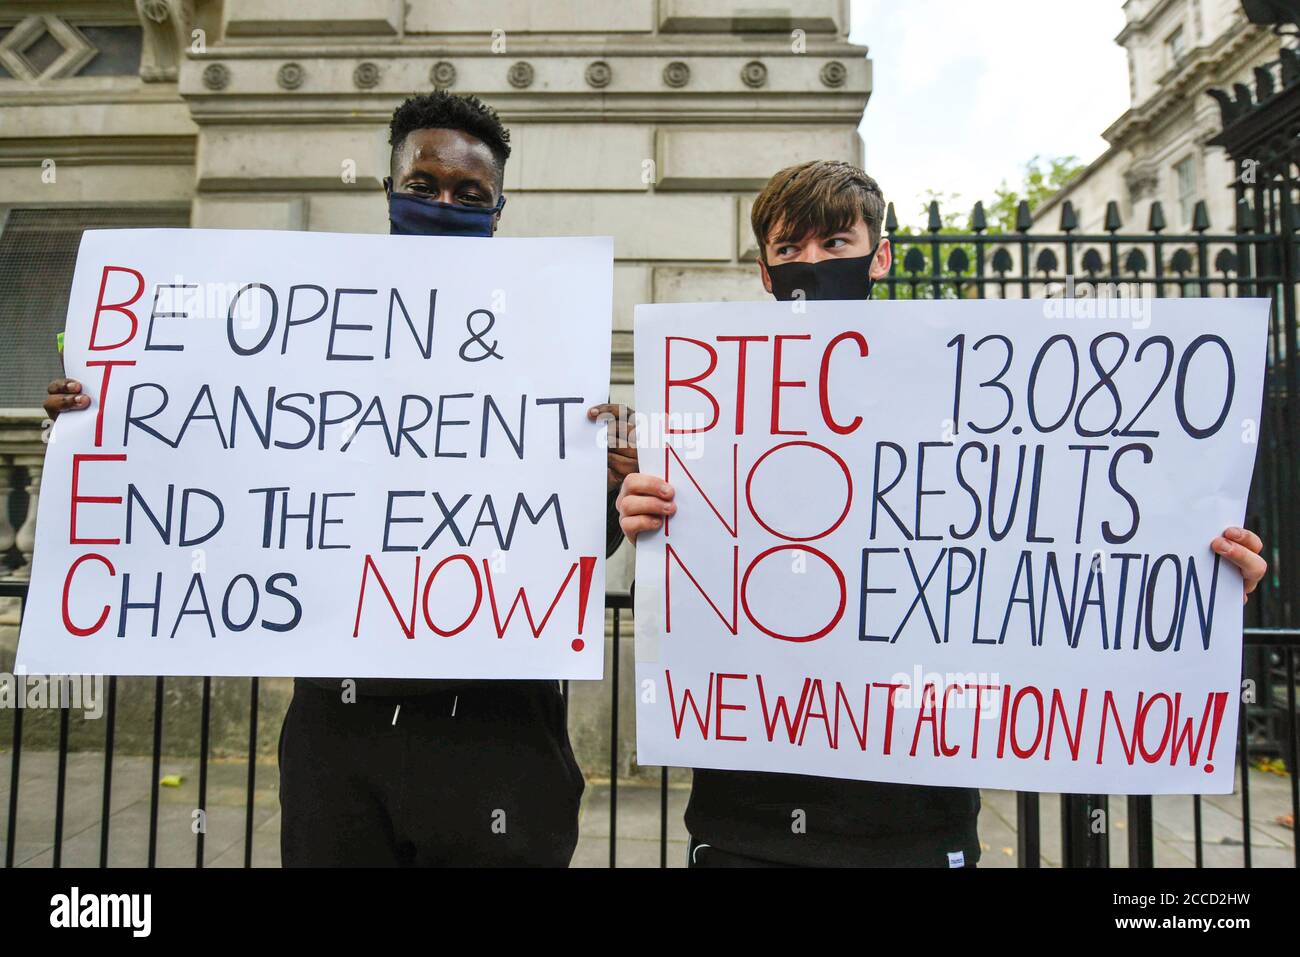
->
xmin=605 ymin=486 xmax=625 ymax=559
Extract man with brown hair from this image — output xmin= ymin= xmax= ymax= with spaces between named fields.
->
xmin=616 ymin=159 xmax=1270 ymax=867
xmin=750 ymin=159 xmax=889 ymax=303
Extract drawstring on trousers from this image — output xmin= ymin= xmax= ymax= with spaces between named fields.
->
xmin=391 ymin=696 xmax=459 ymax=726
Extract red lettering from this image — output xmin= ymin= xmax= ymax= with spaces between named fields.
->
xmin=797 ymin=678 xmax=833 ymax=748
xmin=665 ymin=668 xmax=714 ymax=739
xmin=770 ymin=334 xmax=810 ymax=435
xmin=89 ymin=265 xmax=145 ymax=351
xmin=420 ymin=553 xmax=482 ymax=637
xmin=873 ymin=680 xmax=907 ymax=756
xmin=716 ymin=335 xmax=767 ymax=434
xmin=665 ymin=336 xmax=720 ymax=434
xmin=966 ymin=682 xmax=998 ymax=758
xmin=482 ymin=559 xmax=579 ymax=638
xmin=69 ymin=453 xmax=126 ymax=545
xmin=61 ymin=553 xmax=115 ymax=636
xmin=353 ymin=554 xmax=420 ymax=638
xmin=1097 ymin=690 xmax=1140 ymax=765
xmin=1045 ymin=688 xmax=1088 ymax=760
xmin=745 ymin=440 xmax=852 ymax=541
xmin=85 ymin=359 xmax=135 ymax=449
xmin=740 ymin=544 xmax=845 ymax=642
xmin=756 ymin=674 xmax=811 ymax=743
xmin=665 ymin=542 xmax=738 ymax=634
xmin=714 ymin=672 xmax=748 ymax=741
xmin=1010 ymin=685 xmax=1045 ymax=758
xmin=833 ymin=681 xmax=871 ymax=750
xmin=663 ymin=443 xmax=738 ymax=536
xmin=819 ymin=331 xmax=869 ymax=434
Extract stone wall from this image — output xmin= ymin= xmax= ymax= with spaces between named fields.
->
xmin=0 ymin=1 xmax=870 ymax=779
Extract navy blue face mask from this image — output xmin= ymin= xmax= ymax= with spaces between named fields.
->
xmin=386 ymin=186 xmax=505 ymax=237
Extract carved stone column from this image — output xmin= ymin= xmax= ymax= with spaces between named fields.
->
xmin=0 ymin=455 xmax=15 ymax=576
xmin=12 ymin=456 xmax=42 ymax=580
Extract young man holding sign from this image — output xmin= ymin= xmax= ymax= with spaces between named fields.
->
xmin=616 ymin=160 xmax=1269 ymax=867
xmin=42 ymin=91 xmax=635 ymax=867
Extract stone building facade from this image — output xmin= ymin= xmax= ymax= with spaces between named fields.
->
xmin=0 ymin=1 xmax=869 ymax=776
xmin=1034 ymin=0 xmax=1285 ymax=234
xmin=0 ymin=0 xmax=870 ymax=582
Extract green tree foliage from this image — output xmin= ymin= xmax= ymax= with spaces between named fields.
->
xmin=876 ymin=155 xmax=1085 ymax=299
xmin=984 ymin=154 xmax=1086 ymax=234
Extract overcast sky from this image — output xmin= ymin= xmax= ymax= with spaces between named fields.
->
xmin=849 ymin=0 xmax=1132 ymax=226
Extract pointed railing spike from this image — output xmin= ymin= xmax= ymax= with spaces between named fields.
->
xmin=1104 ymin=200 xmax=1123 ymax=233
xmin=970 ymin=201 xmax=987 ymax=233
xmin=1236 ymin=197 xmax=1256 ymax=233
xmin=1206 ymin=87 xmax=1240 ymax=125
xmin=1148 ymin=201 xmax=1166 ymax=233
xmin=1015 ymin=200 xmax=1033 ymax=233
xmin=1059 ymin=200 xmax=1078 ymax=233
xmin=927 ymin=199 xmax=943 ymax=233
xmin=884 ymin=201 xmax=899 ymax=235
xmin=1281 ymin=47 xmax=1300 ymax=86
xmin=1253 ymin=65 xmax=1275 ymax=100
xmin=1192 ymin=199 xmax=1210 ymax=233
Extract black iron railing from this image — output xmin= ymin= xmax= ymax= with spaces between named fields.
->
xmin=1 ymin=581 xmax=1296 ymax=868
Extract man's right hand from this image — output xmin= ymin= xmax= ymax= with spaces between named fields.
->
xmin=615 ymin=472 xmax=676 ymax=544
xmin=44 ymin=377 xmax=90 ymax=421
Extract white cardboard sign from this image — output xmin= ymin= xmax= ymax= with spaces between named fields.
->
xmin=17 ymin=228 xmax=613 ymax=680
xmin=633 ymin=297 xmax=1268 ymax=794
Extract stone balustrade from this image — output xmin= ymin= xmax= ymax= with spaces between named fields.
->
xmin=0 ymin=411 xmax=46 ymax=581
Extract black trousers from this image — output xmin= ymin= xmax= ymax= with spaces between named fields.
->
xmin=687 ymin=837 xmax=787 ymax=868
xmin=278 ymin=679 xmax=584 ymax=867
xmin=686 ymin=837 xmax=979 ymax=868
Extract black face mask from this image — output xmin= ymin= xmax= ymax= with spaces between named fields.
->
xmin=766 ymin=239 xmax=882 ymax=302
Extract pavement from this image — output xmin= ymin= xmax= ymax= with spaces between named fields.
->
xmin=0 ymin=751 xmax=1293 ymax=867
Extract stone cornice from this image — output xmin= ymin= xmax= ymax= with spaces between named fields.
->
xmin=1115 ymin=0 xmax=1184 ymax=45
xmin=1103 ymin=22 xmax=1270 ymax=146
xmin=182 ymin=99 xmax=871 ymax=126
xmin=193 ymin=39 xmax=869 ymax=57
xmin=0 ymin=135 xmax=194 ymax=166
xmin=178 ymin=52 xmax=870 ymax=124
xmin=0 ymin=1 xmax=139 ymax=26
xmin=0 ymin=80 xmax=183 ymax=105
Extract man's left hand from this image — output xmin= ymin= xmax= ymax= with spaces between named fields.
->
xmin=589 ymin=403 xmax=639 ymax=492
xmin=1212 ymin=526 xmax=1268 ymax=603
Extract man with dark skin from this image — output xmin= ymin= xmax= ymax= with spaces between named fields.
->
xmin=44 ymin=92 xmax=637 ymax=866
xmin=616 ymin=159 xmax=1270 ymax=867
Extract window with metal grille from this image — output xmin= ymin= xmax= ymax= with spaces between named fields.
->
xmin=0 ymin=206 xmax=189 ymax=409
xmin=77 ymin=26 xmax=144 ymax=76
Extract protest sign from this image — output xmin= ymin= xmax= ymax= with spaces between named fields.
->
xmin=17 ymin=228 xmax=613 ymax=680
xmin=632 ymin=296 xmax=1268 ymax=794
